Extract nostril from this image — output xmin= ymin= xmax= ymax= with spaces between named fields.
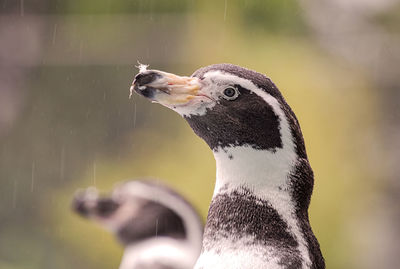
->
xmin=134 ymin=71 xmax=161 ymax=86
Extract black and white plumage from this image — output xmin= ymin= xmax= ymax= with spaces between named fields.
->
xmin=72 ymin=180 xmax=203 ymax=269
xmin=132 ymin=63 xmax=325 ymax=269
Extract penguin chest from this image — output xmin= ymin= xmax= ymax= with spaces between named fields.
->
xmin=194 ymin=242 xmax=291 ymax=269
xmin=196 ymin=190 xmax=304 ymax=269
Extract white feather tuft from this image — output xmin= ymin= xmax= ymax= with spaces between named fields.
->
xmin=136 ymin=61 xmax=149 ymax=73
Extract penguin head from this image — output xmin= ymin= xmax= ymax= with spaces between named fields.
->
xmin=133 ymin=63 xmax=306 ymax=157
xmin=72 ymin=181 xmax=187 ymax=246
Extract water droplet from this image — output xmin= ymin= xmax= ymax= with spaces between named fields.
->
xmin=93 ymin=161 xmax=96 ymax=186
xmin=31 ymin=161 xmax=35 ymax=192
xmin=12 ymin=180 xmax=17 ymax=209
xmin=224 ymin=0 xmax=228 ymax=21
xmin=133 ymin=101 xmax=137 ymax=128
xmin=60 ymin=145 xmax=65 ymax=181
xmin=52 ymin=24 xmax=58 ymax=45
xmin=20 ymin=0 xmax=24 ymax=16
xmin=79 ymin=41 xmax=83 ymax=63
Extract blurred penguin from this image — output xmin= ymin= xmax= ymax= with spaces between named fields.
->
xmin=72 ymin=180 xmax=203 ymax=269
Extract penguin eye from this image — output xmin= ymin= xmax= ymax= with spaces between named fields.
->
xmin=222 ymin=86 xmax=239 ymax=100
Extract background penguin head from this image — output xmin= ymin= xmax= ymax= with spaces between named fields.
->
xmin=72 ymin=181 xmax=187 ymax=246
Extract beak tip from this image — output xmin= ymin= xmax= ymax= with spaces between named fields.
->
xmin=134 ymin=71 xmax=161 ymax=87
xmin=71 ymin=195 xmax=90 ymax=217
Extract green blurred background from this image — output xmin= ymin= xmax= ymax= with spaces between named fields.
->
xmin=1 ymin=0 xmax=400 ymax=268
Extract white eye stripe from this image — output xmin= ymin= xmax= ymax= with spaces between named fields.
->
xmin=222 ymin=86 xmax=240 ymax=100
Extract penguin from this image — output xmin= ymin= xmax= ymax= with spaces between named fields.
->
xmin=132 ymin=63 xmax=325 ymax=269
xmin=72 ymin=180 xmax=203 ymax=269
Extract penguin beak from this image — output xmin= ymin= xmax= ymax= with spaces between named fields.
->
xmin=72 ymin=187 xmax=120 ymax=218
xmin=72 ymin=188 xmax=99 ymax=217
xmin=131 ymin=68 xmax=204 ymax=106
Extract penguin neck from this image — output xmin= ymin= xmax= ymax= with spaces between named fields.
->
xmin=202 ymin=145 xmax=316 ymax=269
xmin=212 ymin=145 xmax=298 ymax=199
